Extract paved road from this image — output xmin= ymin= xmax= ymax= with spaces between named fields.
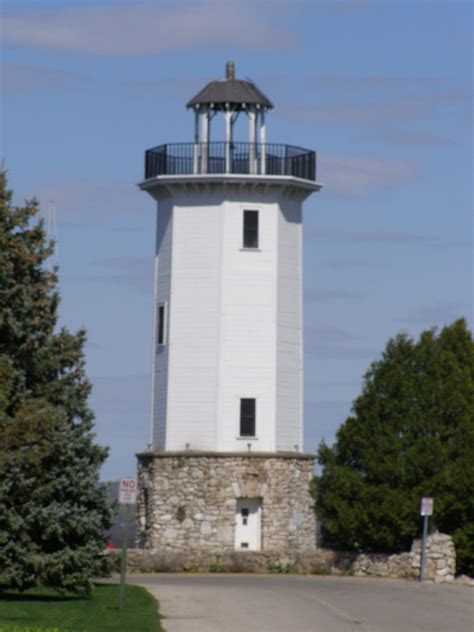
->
xmin=128 ymin=574 xmax=473 ymax=632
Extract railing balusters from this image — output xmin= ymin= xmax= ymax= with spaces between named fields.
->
xmin=145 ymin=142 xmax=316 ymax=181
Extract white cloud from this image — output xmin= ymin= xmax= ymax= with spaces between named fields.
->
xmin=13 ymin=178 xmax=149 ymax=219
xmin=2 ymin=2 xmax=300 ymax=56
xmin=322 ymin=259 xmax=388 ymax=269
xmin=318 ymin=154 xmax=420 ymax=196
xmin=399 ymin=302 xmax=471 ymax=326
xmin=306 ymin=226 xmax=433 ymax=245
xmin=360 ymin=129 xmax=458 ymax=148
xmin=90 ymin=256 xmax=153 ymax=293
xmin=1 ymin=62 xmax=85 ymax=96
xmin=281 ymin=102 xmax=425 ymax=126
xmin=304 ymin=290 xmax=365 ymax=301
xmin=277 ymin=75 xmax=471 ymax=128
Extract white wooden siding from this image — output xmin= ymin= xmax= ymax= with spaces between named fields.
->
xmin=276 ymin=199 xmax=303 ymax=451
xmin=152 ymin=200 xmax=172 ymax=449
xmin=165 ymin=202 xmax=222 ymax=450
xmin=217 ymin=200 xmax=277 ymax=451
xmin=151 ymin=187 xmax=305 ymax=454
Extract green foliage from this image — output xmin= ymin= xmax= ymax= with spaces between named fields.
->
xmin=267 ymin=563 xmax=294 ymax=574
xmin=0 ymin=172 xmax=113 ymax=596
xmin=208 ymin=562 xmax=225 ymax=573
xmin=0 ymin=584 xmax=162 ymax=631
xmin=314 ymin=319 xmax=474 ymax=575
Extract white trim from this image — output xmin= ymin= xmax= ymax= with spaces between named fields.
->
xmin=259 ymin=110 xmax=266 ymax=174
xmin=139 ymin=173 xmax=323 ymax=193
xmin=235 ymin=436 xmax=259 ymax=441
xmin=225 ymin=108 xmax=232 ymax=173
xmin=248 ymin=109 xmax=257 ymax=174
xmin=148 ymin=208 xmax=160 ymax=449
xmin=215 ymin=201 xmax=226 ymax=450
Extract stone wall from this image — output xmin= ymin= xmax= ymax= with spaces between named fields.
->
xmin=136 ymin=452 xmax=316 ymax=551
xmin=111 ymin=532 xmax=456 ymax=584
xmin=410 ymin=532 xmax=456 ymax=583
xmin=352 ymin=532 xmax=455 ymax=583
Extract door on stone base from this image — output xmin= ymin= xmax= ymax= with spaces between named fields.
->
xmin=234 ymin=498 xmax=262 ymax=551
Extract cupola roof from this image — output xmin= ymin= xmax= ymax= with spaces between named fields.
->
xmin=186 ymin=60 xmax=273 ymax=111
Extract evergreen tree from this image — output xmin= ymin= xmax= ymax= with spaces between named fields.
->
xmin=0 ymin=172 xmax=112 ymax=596
xmin=314 ymin=319 xmax=474 ymax=575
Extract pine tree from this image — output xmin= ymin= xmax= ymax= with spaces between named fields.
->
xmin=314 ymin=319 xmax=474 ymax=575
xmin=0 ymin=171 xmax=112 ymax=596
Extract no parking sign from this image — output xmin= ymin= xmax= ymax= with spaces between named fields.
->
xmin=119 ymin=478 xmax=137 ymax=505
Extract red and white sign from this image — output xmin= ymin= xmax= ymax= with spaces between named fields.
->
xmin=119 ymin=478 xmax=138 ymax=505
xmin=420 ymin=497 xmax=434 ymax=516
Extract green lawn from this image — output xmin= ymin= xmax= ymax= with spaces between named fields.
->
xmin=0 ymin=583 xmax=162 ymax=632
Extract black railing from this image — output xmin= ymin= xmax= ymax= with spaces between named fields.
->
xmin=144 ymin=142 xmax=316 ymax=181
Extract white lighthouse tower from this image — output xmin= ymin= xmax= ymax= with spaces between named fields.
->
xmin=137 ymin=62 xmax=322 ymax=555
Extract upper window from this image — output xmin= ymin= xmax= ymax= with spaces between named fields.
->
xmin=240 ymin=398 xmax=256 ymax=437
xmin=157 ymin=303 xmax=166 ymax=346
xmin=243 ymin=210 xmax=259 ymax=249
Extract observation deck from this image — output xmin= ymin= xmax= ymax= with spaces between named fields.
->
xmin=144 ymin=142 xmax=316 ymax=182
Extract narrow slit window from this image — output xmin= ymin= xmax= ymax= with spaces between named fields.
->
xmin=243 ymin=210 xmax=259 ymax=249
xmin=240 ymin=398 xmax=256 ymax=437
xmin=157 ymin=303 xmax=166 ymax=346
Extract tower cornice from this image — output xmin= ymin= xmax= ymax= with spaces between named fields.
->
xmin=139 ymin=173 xmax=323 ymax=201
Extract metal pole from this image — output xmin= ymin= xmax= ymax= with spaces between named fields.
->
xmin=259 ymin=109 xmax=266 ymax=175
xmin=419 ymin=514 xmax=428 ymax=582
xmin=201 ymin=109 xmax=209 ymax=174
xmin=248 ymin=109 xmax=256 ymax=174
xmin=225 ymin=108 xmax=232 ymax=173
xmin=193 ymin=109 xmax=199 ymax=174
xmin=119 ymin=506 xmax=130 ymax=610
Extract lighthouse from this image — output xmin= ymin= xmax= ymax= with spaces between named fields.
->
xmin=137 ymin=62 xmax=322 ymax=554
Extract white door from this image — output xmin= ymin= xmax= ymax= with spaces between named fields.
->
xmin=234 ymin=498 xmax=261 ymax=551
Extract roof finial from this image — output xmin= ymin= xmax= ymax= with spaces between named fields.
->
xmin=226 ymin=60 xmax=235 ymax=81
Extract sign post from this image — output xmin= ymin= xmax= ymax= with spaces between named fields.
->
xmin=118 ymin=477 xmax=137 ymax=610
xmin=419 ymin=497 xmax=433 ymax=582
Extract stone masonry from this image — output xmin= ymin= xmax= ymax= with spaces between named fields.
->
xmin=136 ymin=452 xmax=317 ymax=552
xmin=111 ymin=533 xmax=457 ymax=584
xmin=348 ymin=532 xmax=456 ymax=583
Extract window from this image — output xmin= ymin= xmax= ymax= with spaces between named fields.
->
xmin=243 ymin=210 xmax=259 ymax=248
xmin=240 ymin=398 xmax=256 ymax=437
xmin=157 ymin=303 xmax=166 ymax=346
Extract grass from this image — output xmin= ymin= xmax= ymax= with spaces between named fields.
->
xmin=0 ymin=583 xmax=162 ymax=632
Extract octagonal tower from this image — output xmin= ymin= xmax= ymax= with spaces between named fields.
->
xmin=137 ymin=62 xmax=322 ymax=554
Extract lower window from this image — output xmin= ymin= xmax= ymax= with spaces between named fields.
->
xmin=240 ymin=398 xmax=256 ymax=437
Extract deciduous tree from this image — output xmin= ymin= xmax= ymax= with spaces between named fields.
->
xmin=314 ymin=319 xmax=474 ymax=575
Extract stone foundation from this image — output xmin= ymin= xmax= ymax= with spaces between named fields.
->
xmin=110 ymin=533 xmax=457 ymax=584
xmin=136 ymin=451 xmax=317 ymax=552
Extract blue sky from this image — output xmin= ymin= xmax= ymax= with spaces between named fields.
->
xmin=2 ymin=0 xmax=472 ymax=481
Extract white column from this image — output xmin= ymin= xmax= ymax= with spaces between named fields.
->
xmin=201 ymin=108 xmax=210 ymax=174
xmin=225 ymin=107 xmax=232 ymax=173
xmin=248 ymin=108 xmax=256 ymax=175
xmin=259 ymin=109 xmax=266 ymax=175
xmin=193 ymin=108 xmax=199 ymax=174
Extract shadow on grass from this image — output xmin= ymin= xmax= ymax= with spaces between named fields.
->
xmin=0 ymin=583 xmax=117 ymax=604
xmin=0 ymin=591 xmax=85 ymax=603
